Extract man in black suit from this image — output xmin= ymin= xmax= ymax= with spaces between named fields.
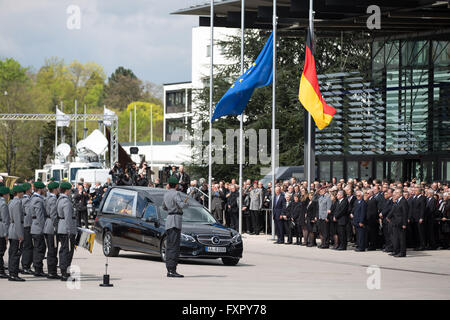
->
xmin=345 ymin=186 xmax=356 ymax=243
xmin=425 ymin=189 xmax=437 ymax=249
xmin=387 ymin=189 xmax=408 ymax=257
xmin=272 ymin=187 xmax=286 ymax=244
xmin=366 ymin=190 xmax=379 ymax=250
xmin=352 ymin=190 xmax=367 ymax=252
xmin=380 ymin=188 xmax=394 ymax=252
xmin=333 ymin=190 xmax=349 ymax=250
xmin=411 ymin=187 xmax=427 ymax=250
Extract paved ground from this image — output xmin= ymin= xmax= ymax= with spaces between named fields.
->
xmin=1 ymin=234 xmax=449 ymax=300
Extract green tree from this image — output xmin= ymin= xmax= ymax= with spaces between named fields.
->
xmin=104 ymin=67 xmax=143 ymax=110
xmin=118 ymin=101 xmax=164 ymax=143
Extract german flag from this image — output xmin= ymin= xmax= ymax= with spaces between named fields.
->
xmin=298 ymin=29 xmax=336 ymax=130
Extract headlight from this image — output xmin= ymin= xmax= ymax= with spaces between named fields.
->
xmin=181 ymin=233 xmax=196 ymax=243
xmin=231 ymin=233 xmax=242 ymax=244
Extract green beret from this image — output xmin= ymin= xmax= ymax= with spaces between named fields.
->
xmin=50 ymin=177 xmax=56 ymax=181
xmin=48 ymin=182 xmax=59 ymax=190
xmin=59 ymin=181 xmax=72 ymax=190
xmin=22 ymin=182 xmax=31 ymax=191
xmin=168 ymin=176 xmax=179 ymax=185
xmin=9 ymin=190 xmax=13 ymax=196
xmin=34 ymin=181 xmax=45 ymax=189
xmin=0 ymin=186 xmax=10 ymax=195
xmin=0 ymin=182 xmax=4 ymax=187
xmin=12 ymin=185 xmax=24 ymax=193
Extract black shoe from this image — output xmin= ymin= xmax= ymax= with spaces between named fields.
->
xmin=354 ymin=248 xmax=365 ymax=252
xmin=367 ymin=248 xmax=376 ymax=251
xmin=337 ymin=247 xmax=346 ymax=251
xmin=8 ymin=275 xmax=26 ymax=282
xmin=47 ymin=274 xmax=61 ymax=280
xmin=20 ymin=269 xmax=33 ymax=275
xmin=414 ymin=247 xmax=425 ymax=251
xmin=33 ymin=272 xmax=47 ymax=277
xmin=320 ymin=245 xmax=330 ymax=249
xmin=285 ymin=241 xmax=293 ymax=244
xmin=389 ymin=252 xmax=399 ymax=256
xmin=60 ymin=273 xmax=69 ymax=281
xmin=394 ymin=253 xmax=406 ymax=257
xmin=0 ymin=272 xmax=8 ymax=279
xmin=167 ymin=271 xmax=184 ymax=278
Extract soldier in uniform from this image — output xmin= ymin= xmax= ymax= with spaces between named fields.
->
xmin=57 ymin=181 xmax=77 ymax=281
xmin=20 ymin=182 xmax=34 ymax=274
xmin=30 ymin=181 xmax=48 ymax=277
xmin=8 ymin=185 xmax=26 ymax=281
xmin=44 ymin=182 xmax=60 ymax=279
xmin=0 ymin=186 xmax=10 ymax=278
xmin=162 ymin=176 xmax=189 ymax=278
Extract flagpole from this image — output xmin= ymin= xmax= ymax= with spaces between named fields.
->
xmin=307 ymin=0 xmax=314 ymax=192
xmin=84 ymin=104 xmax=87 ymax=139
xmin=134 ymin=104 xmax=137 ymax=147
xmin=60 ymin=101 xmax=64 ymax=143
xmin=208 ymin=0 xmax=214 ymax=211
xmin=150 ymin=104 xmax=153 ymax=182
xmin=238 ymin=0 xmax=245 ymax=235
xmin=74 ymin=100 xmax=77 ymax=148
xmin=55 ymin=105 xmax=58 ymax=158
xmin=271 ymin=0 xmax=277 ymax=239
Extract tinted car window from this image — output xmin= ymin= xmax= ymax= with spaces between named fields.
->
xmin=159 ymin=205 xmax=217 ymax=224
xmin=103 ymin=189 xmax=137 ymax=216
xmin=143 ymin=204 xmax=158 ymax=220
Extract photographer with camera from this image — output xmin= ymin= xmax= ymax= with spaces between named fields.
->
xmin=109 ymin=162 xmax=124 ymax=186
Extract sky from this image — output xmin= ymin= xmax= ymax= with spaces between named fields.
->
xmin=0 ymin=0 xmax=201 ymax=85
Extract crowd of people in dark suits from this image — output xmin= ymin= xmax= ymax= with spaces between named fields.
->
xmin=270 ymin=178 xmax=449 ymax=257
xmin=185 ymin=176 xmax=450 ymax=258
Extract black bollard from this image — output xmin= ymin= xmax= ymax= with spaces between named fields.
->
xmin=99 ymin=256 xmax=113 ymax=287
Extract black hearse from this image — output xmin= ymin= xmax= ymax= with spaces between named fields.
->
xmin=93 ymin=186 xmax=243 ymax=265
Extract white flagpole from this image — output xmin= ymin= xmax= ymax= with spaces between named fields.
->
xmin=134 ymin=104 xmax=137 ymax=147
xmin=74 ymin=100 xmax=77 ymax=147
xmin=271 ymin=0 xmax=277 ymax=240
xmin=307 ymin=0 xmax=314 ymax=192
xmin=60 ymin=101 xmax=64 ymax=143
xmin=238 ymin=0 xmax=245 ymax=235
xmin=84 ymin=104 xmax=87 ymax=139
xmin=150 ymin=104 xmax=153 ymax=181
xmin=55 ymin=105 xmax=58 ymax=158
xmin=208 ymin=0 xmax=214 ymax=211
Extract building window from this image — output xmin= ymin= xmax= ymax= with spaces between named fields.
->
xmin=320 ymin=161 xmax=331 ymax=181
xmin=446 ymin=161 xmax=450 ymax=182
xmin=376 ymin=161 xmax=384 ymax=180
xmin=390 ymin=161 xmax=403 ymax=182
xmin=166 ymin=90 xmax=186 ymax=113
xmin=332 ymin=161 xmax=343 ymax=180
xmin=360 ymin=160 xmax=372 ymax=180
xmin=347 ymin=161 xmax=358 ymax=179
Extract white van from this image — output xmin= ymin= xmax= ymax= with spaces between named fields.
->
xmin=74 ymin=169 xmax=111 ymax=185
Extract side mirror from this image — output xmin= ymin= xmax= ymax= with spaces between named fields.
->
xmin=143 ymin=216 xmax=157 ymax=223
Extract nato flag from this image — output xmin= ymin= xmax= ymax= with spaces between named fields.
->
xmin=211 ymin=33 xmax=273 ymax=121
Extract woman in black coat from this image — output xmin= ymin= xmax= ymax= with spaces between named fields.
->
xmin=299 ymin=188 xmax=309 ymax=245
xmin=291 ymin=193 xmax=303 ymax=245
xmin=305 ymin=192 xmax=318 ymax=247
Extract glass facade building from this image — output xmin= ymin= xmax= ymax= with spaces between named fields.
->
xmin=316 ymin=39 xmax=450 ymax=183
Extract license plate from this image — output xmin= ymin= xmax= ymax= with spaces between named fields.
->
xmin=206 ymin=246 xmax=226 ymax=253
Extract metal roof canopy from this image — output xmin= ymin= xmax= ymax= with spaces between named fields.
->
xmin=173 ymin=0 xmax=450 ymax=39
